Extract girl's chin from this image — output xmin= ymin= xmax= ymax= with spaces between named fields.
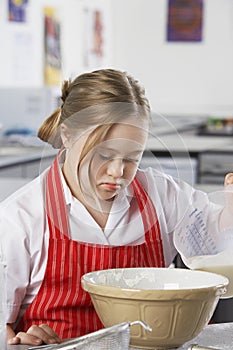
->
xmin=98 ymin=193 xmax=116 ymax=202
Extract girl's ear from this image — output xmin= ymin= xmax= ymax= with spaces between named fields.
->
xmin=60 ymin=123 xmax=72 ymax=149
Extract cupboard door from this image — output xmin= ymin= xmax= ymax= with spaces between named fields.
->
xmin=23 ymin=157 xmax=54 ymax=178
xmin=0 ymin=165 xmax=23 ymax=177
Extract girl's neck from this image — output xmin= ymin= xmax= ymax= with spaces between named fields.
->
xmin=62 ymin=164 xmax=113 ymax=229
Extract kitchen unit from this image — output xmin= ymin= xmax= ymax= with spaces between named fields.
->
xmin=140 ymin=155 xmax=197 ymax=185
xmin=0 ymin=145 xmax=57 ymax=201
xmin=143 ymin=115 xmax=233 ymax=185
xmin=1 ymin=115 xmax=233 ymax=196
xmin=0 ymin=113 xmax=232 ymax=193
xmin=199 ymin=150 xmax=233 ymax=184
xmin=0 ymin=146 xmax=57 ymax=178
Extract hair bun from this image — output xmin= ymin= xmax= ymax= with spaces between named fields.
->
xmin=61 ymin=78 xmax=72 ymax=103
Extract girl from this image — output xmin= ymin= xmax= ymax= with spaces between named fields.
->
xmin=1 ymin=69 xmax=232 ymax=346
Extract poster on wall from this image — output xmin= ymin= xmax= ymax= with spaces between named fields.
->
xmin=8 ymin=0 xmax=29 ymax=23
xmin=44 ymin=7 xmax=62 ymax=86
xmin=167 ymin=0 xmax=203 ymax=42
xmin=9 ymin=30 xmax=35 ymax=84
xmin=83 ymin=6 xmax=107 ymax=69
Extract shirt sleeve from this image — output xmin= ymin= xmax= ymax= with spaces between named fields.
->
xmin=148 ymin=168 xmax=224 ymax=267
xmin=0 ymin=209 xmax=31 ymax=323
xmin=167 ymin=176 xmax=224 ymax=268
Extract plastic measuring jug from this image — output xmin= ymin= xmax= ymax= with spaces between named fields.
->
xmin=174 ymin=185 xmax=233 ymax=298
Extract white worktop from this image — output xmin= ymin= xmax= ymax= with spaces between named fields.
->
xmin=1 ymin=133 xmax=231 ymax=169
xmin=0 ymin=133 xmax=226 ymax=202
xmin=146 ymin=132 xmax=233 ymax=154
xmin=0 ymin=115 xmax=232 ymax=167
xmin=0 ymin=145 xmax=57 ymax=168
xmin=143 ymin=114 xmax=233 ymax=154
xmin=0 ymin=116 xmax=231 ymax=202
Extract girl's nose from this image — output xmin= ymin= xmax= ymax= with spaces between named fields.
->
xmin=107 ymin=158 xmax=124 ymax=178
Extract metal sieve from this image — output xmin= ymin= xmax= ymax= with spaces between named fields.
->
xmin=28 ymin=321 xmax=152 ymax=350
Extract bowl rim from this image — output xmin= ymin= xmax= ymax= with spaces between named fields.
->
xmin=81 ymin=267 xmax=229 ymax=300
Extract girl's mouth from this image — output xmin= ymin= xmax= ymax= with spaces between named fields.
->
xmin=100 ymin=183 xmax=121 ymax=191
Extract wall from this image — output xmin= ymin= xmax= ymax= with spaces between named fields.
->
xmin=111 ymin=0 xmax=233 ymax=115
xmin=0 ymin=0 xmax=62 ymax=87
xmin=0 ymin=0 xmax=113 ymax=87
xmin=0 ymin=0 xmax=232 ymax=116
xmin=61 ymin=0 xmax=113 ymax=79
xmin=0 ymin=0 xmax=113 ymax=130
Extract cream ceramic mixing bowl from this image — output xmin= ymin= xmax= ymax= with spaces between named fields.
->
xmin=81 ymin=267 xmax=228 ymax=349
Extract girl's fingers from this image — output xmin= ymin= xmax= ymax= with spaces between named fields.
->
xmin=224 ymin=173 xmax=233 ymax=187
xmin=7 ymin=336 xmax=21 ymax=345
xmin=13 ymin=324 xmax=61 ymax=345
xmin=38 ymin=324 xmax=61 ymax=343
xmin=12 ymin=331 xmax=43 ymax=345
xmin=26 ymin=324 xmax=61 ymax=344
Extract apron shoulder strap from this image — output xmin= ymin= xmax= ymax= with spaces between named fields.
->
xmin=46 ymin=155 xmax=70 ymax=239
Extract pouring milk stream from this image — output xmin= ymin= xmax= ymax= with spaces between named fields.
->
xmin=174 ymin=185 xmax=233 ymax=298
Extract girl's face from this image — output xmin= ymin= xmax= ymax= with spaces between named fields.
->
xmin=64 ymin=121 xmax=148 ymax=203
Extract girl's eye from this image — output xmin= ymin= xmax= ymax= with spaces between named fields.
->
xmin=124 ymin=158 xmax=140 ymax=164
xmin=98 ymin=153 xmax=113 ymax=161
xmin=97 ymin=152 xmax=140 ymax=164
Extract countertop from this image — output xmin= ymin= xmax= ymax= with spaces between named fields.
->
xmin=146 ymin=132 xmax=233 ymax=156
xmin=146 ymin=114 xmax=233 ymax=156
xmin=6 ymin=323 xmax=233 ymax=350
xmin=0 ymin=120 xmax=231 ymax=201
xmin=0 ymin=145 xmax=57 ymax=201
xmin=1 ymin=115 xmax=233 ymax=170
xmin=0 ymin=136 xmax=232 ymax=173
xmin=0 ymin=145 xmax=57 ymax=168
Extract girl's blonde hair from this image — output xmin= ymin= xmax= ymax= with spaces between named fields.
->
xmin=38 ymin=68 xmax=151 ymax=159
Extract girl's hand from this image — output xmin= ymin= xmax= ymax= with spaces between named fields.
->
xmin=219 ymin=173 xmax=233 ymax=231
xmin=7 ymin=323 xmax=61 ymax=346
xmin=224 ymin=173 xmax=233 ymax=187
xmin=224 ymin=173 xmax=233 ymax=212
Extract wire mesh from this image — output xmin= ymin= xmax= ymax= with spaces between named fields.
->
xmin=29 ymin=321 xmax=151 ymax=350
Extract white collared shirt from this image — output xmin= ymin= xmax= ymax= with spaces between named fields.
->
xmin=0 ymin=166 xmax=219 ymax=324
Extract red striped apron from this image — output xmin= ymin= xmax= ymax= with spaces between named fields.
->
xmin=17 ymin=156 xmax=165 ymax=339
